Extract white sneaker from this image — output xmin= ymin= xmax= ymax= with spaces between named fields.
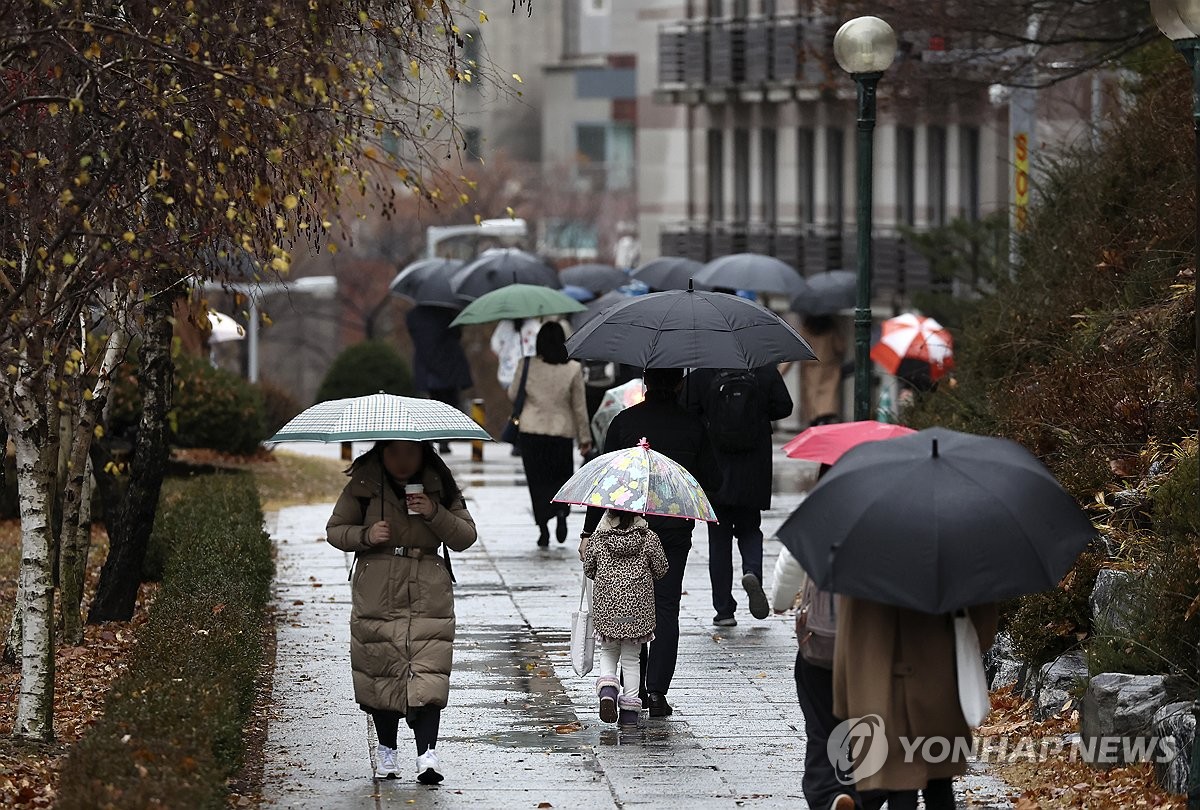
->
xmin=374 ymin=744 xmax=399 ymax=779
xmin=416 ymin=748 xmax=444 ymax=784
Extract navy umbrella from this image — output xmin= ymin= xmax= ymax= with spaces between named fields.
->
xmin=695 ymin=253 xmax=806 ymax=297
xmin=790 ymin=270 xmax=856 ymax=316
xmin=389 ymin=258 xmax=465 ymax=309
xmin=632 ymin=256 xmax=704 ymax=292
xmin=566 ymin=286 xmax=816 ymax=369
xmin=560 ymin=263 xmax=628 ymax=295
xmin=776 ymin=427 xmax=1096 ymax=614
xmin=449 ymin=248 xmax=560 ymax=301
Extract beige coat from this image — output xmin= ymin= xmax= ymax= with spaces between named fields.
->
xmin=833 ymin=597 xmax=999 ymax=793
xmin=326 ymin=457 xmax=477 ymax=713
xmin=508 ymin=357 xmax=590 ymax=445
xmin=799 ymin=323 xmax=846 ymax=423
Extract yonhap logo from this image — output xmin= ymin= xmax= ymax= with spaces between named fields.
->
xmin=828 ymin=714 xmax=888 ymax=784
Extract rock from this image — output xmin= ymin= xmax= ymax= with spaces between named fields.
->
xmin=983 ymin=632 xmax=1025 ymax=692
xmin=1079 ymin=673 xmax=1170 ymax=767
xmin=1152 ymin=701 xmax=1196 ymax=795
xmin=1032 ymin=651 xmax=1089 ymax=719
xmin=1089 ymin=569 xmax=1136 ymax=636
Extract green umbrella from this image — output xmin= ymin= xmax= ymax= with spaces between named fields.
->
xmin=450 ymin=283 xmax=586 ymax=326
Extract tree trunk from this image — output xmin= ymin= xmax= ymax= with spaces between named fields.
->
xmin=8 ymin=386 xmax=58 ymax=742
xmin=89 ymin=290 xmax=175 ymax=624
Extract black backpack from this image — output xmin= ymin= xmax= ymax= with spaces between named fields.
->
xmin=704 ymin=369 xmax=763 ymax=453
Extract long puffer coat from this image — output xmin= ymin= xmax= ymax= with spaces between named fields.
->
xmin=326 ymin=456 xmax=477 ymax=713
xmin=582 ymin=515 xmax=669 ymax=641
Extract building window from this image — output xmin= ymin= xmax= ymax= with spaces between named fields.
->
xmin=575 ymin=122 xmax=634 ymax=190
xmin=731 ymin=0 xmax=750 ymax=18
xmin=734 ymin=128 xmax=750 ymax=222
xmin=463 ymin=30 xmax=482 ymax=89
xmin=761 ymin=128 xmax=777 ymax=224
xmin=896 ymin=126 xmax=915 ymax=226
xmin=927 ymin=125 xmax=947 ymax=226
xmin=826 ymin=127 xmax=844 ymax=229
xmin=798 ymin=127 xmax=815 ymax=224
xmin=960 ymin=126 xmax=980 ymax=222
xmin=463 ymin=127 xmax=482 ymax=162
xmin=707 ymin=128 xmax=725 ymax=221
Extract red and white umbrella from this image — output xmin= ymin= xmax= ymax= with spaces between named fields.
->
xmin=870 ymin=313 xmax=954 ymax=381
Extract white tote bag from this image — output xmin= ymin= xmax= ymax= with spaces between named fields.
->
xmin=571 ymin=578 xmax=596 ymax=677
xmin=954 ymin=609 xmax=992 ymax=728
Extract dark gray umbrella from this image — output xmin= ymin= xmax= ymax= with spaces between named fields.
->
xmin=570 ymin=289 xmax=629 ymax=331
xmin=566 ymin=287 xmax=816 ymax=369
xmin=694 ymin=253 xmax=806 ymax=297
xmin=560 ymin=263 xmax=628 ymax=295
xmin=449 ymin=248 xmax=560 ymax=301
xmin=790 ymin=270 xmax=856 ymax=316
xmin=776 ymin=427 xmax=1095 ymax=614
xmin=632 ymin=256 xmax=704 ymax=291
xmin=389 ymin=258 xmax=465 ymax=309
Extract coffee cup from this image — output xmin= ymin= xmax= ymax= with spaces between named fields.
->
xmin=404 ymin=483 xmax=424 ymax=514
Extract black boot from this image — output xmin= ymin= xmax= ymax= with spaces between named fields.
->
xmin=556 ymin=513 xmax=568 ymax=544
xmin=537 ymin=524 xmax=550 ymax=547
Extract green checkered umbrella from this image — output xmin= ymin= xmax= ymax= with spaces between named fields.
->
xmin=267 ymin=393 xmax=492 ymax=443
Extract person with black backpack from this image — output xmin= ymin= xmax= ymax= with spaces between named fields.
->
xmin=683 ymin=364 xmax=793 ymax=626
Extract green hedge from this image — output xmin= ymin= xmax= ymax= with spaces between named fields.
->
xmin=57 ymin=473 xmax=273 ymax=810
xmin=314 ymin=339 xmax=412 ymax=403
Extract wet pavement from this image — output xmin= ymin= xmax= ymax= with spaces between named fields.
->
xmin=263 ymin=443 xmax=1016 ymax=808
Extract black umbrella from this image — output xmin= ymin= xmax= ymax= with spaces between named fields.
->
xmin=570 ymin=288 xmax=630 ymax=331
xmin=449 ymin=248 xmax=561 ymax=301
xmin=776 ymin=427 xmax=1095 ymax=614
xmin=566 ymin=286 xmax=816 ymax=369
xmin=790 ymin=270 xmax=856 ymax=316
xmin=389 ymin=258 xmax=465 ymax=309
xmin=632 ymin=256 xmax=704 ymax=291
xmin=694 ymin=253 xmax=806 ymax=297
xmin=560 ymin=263 xmax=628 ymax=295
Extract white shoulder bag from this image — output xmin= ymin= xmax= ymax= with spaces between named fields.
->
xmin=570 ymin=578 xmax=596 ymax=677
xmin=954 ymin=609 xmax=992 ymax=728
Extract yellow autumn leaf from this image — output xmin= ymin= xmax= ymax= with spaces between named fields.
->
xmin=283 ymin=194 xmax=298 ymax=210
xmin=433 ymin=107 xmax=444 ymax=120
xmin=473 ymin=214 xmax=482 ymax=225
xmin=84 ymin=42 xmax=101 ymax=60
xmin=506 ymin=206 xmax=515 ymax=218
xmin=512 ymin=73 xmax=523 ymax=83
xmin=478 ymin=10 xmax=488 ymax=22
xmin=122 ymin=231 xmax=135 ymax=243
xmin=253 ymin=185 xmax=272 ymax=206
xmin=409 ymin=60 xmax=420 ymax=79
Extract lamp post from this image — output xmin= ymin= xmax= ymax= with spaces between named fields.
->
xmin=1148 ymin=5 xmax=1200 ymax=802
xmin=833 ymin=16 xmax=897 ymax=422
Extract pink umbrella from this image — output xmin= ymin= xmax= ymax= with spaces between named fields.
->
xmin=782 ymin=421 xmax=916 ymax=466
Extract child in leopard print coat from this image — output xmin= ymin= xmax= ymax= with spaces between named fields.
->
xmin=581 ymin=509 xmax=669 ymax=727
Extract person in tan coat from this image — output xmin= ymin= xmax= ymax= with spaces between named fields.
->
xmin=508 ymin=321 xmax=592 ymax=546
xmin=798 ymin=315 xmax=846 ymax=426
xmin=833 ymin=598 xmax=999 ymax=809
xmin=326 ymin=440 xmax=477 ymax=784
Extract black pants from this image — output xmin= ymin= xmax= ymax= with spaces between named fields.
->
xmin=370 ymin=706 xmax=441 ymax=755
xmin=639 ymin=528 xmax=692 ymax=695
xmin=707 ymin=503 xmax=763 ymax=618
xmin=519 ymin=433 xmax=574 ymax=529
xmin=873 ymin=779 xmax=955 ymax=810
xmin=795 ymin=652 xmax=862 ymax=808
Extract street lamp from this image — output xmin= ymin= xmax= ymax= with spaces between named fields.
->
xmin=1146 ymin=6 xmax=1200 ymax=803
xmin=833 ymin=15 xmax=897 ymax=422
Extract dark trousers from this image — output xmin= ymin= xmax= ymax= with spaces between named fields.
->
xmin=638 ymin=528 xmax=692 ymax=695
xmin=707 ymin=503 xmax=763 ymax=618
xmin=874 ymin=779 xmax=955 ymax=810
xmin=519 ymin=433 xmax=573 ymax=529
xmin=795 ymin=652 xmax=862 ymax=808
xmin=370 ymin=706 xmax=441 ymax=755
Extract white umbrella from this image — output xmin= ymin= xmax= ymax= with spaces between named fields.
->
xmin=207 ymin=310 xmax=246 ymax=343
xmin=267 ymin=393 xmax=491 ymax=444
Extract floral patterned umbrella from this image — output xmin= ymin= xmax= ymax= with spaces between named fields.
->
xmin=553 ymin=437 xmax=717 ymax=522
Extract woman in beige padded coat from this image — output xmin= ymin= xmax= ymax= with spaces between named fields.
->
xmin=326 ymin=440 xmax=476 ymax=784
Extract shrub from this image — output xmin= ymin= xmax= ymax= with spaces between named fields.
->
xmin=258 ymin=378 xmax=303 ymax=435
xmin=315 ymin=339 xmax=412 ymax=403
xmin=58 ymin=473 xmax=273 ymax=810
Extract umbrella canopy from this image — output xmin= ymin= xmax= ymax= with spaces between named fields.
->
xmin=781 ymin=421 xmax=915 ymax=465
xmin=207 ymin=311 xmax=245 ymax=343
xmin=570 ymin=288 xmax=630 ymax=331
xmin=870 ymin=313 xmax=954 ymax=381
xmin=449 ymin=248 xmax=560 ymax=301
xmin=553 ymin=437 xmax=717 ymax=522
xmin=776 ymin=427 xmax=1095 ymax=614
xmin=632 ymin=256 xmax=704 ymax=291
xmin=450 ymin=284 xmax=586 ymax=326
xmin=561 ymin=284 xmax=596 ymax=302
xmin=268 ymin=393 xmax=492 ymax=443
xmin=560 ymin=263 xmax=628 ymax=295
xmin=589 ymin=378 xmax=646 ymax=449
xmin=389 ymin=258 xmax=465 ymax=309
xmin=695 ymin=253 xmax=806 ymax=297
xmin=790 ymin=270 xmax=856 ymax=316
xmin=566 ymin=287 xmax=816 ymax=369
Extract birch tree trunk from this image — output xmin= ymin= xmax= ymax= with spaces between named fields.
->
xmin=89 ymin=289 xmax=175 ymax=623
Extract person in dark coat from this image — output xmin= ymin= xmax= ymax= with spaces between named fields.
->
xmin=406 ymin=306 xmax=474 ymax=454
xmin=580 ymin=367 xmax=722 ymax=718
xmin=683 ymin=365 xmax=793 ymax=626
